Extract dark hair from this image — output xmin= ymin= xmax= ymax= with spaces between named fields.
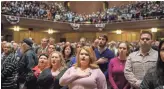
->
xmin=38 ymin=53 xmax=49 ymax=59
xmin=98 ymin=34 xmax=108 ymax=42
xmin=62 ymin=45 xmax=74 ymax=59
xmin=140 ymin=31 xmax=153 ymax=39
xmin=156 ymin=40 xmax=164 ymax=80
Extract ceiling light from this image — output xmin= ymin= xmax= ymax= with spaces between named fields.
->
xmin=13 ymin=26 xmax=20 ymax=31
xmin=116 ymin=30 xmax=122 ymax=34
xmin=151 ymin=28 xmax=157 ymax=32
xmin=48 ymin=29 xmax=54 ymax=34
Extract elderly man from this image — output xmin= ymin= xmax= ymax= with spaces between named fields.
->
xmin=18 ymin=38 xmax=38 ymax=89
xmin=124 ymin=31 xmax=158 ymax=89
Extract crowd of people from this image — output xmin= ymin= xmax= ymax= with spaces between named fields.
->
xmin=1 ymin=31 xmax=164 ymax=89
xmin=1 ymin=1 xmax=164 ymax=24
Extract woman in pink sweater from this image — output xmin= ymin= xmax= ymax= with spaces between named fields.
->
xmin=108 ymin=42 xmax=131 ymax=89
xmin=60 ymin=46 xmax=107 ymax=89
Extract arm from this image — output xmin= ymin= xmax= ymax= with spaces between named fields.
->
xmin=96 ymin=69 xmax=107 ymax=89
xmin=108 ymin=60 xmax=118 ymax=89
xmin=96 ymin=57 xmax=108 ymax=64
xmin=124 ymin=55 xmax=140 ymax=88
xmin=59 ymin=67 xmax=79 ymax=86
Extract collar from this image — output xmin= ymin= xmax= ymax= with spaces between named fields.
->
xmin=137 ymin=48 xmax=154 ymax=56
xmin=98 ymin=46 xmax=107 ymax=54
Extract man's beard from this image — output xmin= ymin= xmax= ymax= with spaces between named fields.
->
xmin=99 ymin=43 xmax=106 ymax=48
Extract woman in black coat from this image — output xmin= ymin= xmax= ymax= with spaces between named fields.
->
xmin=37 ymin=51 xmax=67 ymax=89
xmin=140 ymin=40 xmax=164 ymax=89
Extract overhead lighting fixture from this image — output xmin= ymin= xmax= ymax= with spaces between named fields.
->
xmin=13 ymin=26 xmax=20 ymax=31
xmin=116 ymin=30 xmax=122 ymax=34
xmin=151 ymin=28 xmax=157 ymax=32
xmin=48 ymin=29 xmax=54 ymax=34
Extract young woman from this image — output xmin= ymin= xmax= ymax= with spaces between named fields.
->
xmin=37 ymin=51 xmax=67 ymax=89
xmin=62 ymin=45 xmax=74 ymax=67
xmin=60 ymin=46 xmax=107 ymax=89
xmin=108 ymin=42 xmax=130 ymax=89
xmin=140 ymin=40 xmax=164 ymax=89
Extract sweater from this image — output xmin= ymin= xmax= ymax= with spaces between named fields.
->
xmin=108 ymin=57 xmax=130 ymax=89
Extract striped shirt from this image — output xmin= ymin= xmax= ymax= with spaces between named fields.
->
xmin=1 ymin=52 xmax=19 ymax=89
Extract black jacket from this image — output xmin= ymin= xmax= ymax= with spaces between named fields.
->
xmin=18 ymin=48 xmax=38 ymax=84
xmin=140 ymin=68 xmax=164 ymax=89
xmin=37 ymin=68 xmax=67 ymax=89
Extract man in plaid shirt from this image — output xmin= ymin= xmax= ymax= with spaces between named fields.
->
xmin=124 ymin=31 xmax=158 ymax=89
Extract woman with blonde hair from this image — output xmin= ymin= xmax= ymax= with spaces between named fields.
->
xmin=37 ymin=51 xmax=67 ymax=89
xmin=60 ymin=46 xmax=107 ymax=89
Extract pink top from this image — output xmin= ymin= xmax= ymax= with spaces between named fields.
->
xmin=59 ymin=66 xmax=107 ymax=89
xmin=108 ymin=57 xmax=130 ymax=89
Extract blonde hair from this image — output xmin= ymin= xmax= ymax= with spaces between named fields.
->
xmin=49 ymin=51 xmax=67 ymax=71
xmin=74 ymin=46 xmax=99 ymax=69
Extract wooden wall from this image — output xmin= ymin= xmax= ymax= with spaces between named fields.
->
xmin=13 ymin=31 xmax=55 ymax=44
xmin=70 ymin=1 xmax=104 ymax=14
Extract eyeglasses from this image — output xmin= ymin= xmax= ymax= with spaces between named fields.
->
xmin=141 ymin=38 xmax=150 ymax=41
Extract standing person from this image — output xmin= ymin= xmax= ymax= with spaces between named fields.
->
xmin=62 ymin=45 xmax=74 ymax=67
xmin=36 ymin=38 xmax=49 ymax=55
xmin=94 ymin=34 xmax=115 ymax=78
xmin=109 ymin=42 xmax=131 ymax=89
xmin=79 ymin=37 xmax=86 ymax=47
xmin=47 ymin=44 xmax=56 ymax=56
xmin=1 ymin=43 xmax=19 ymax=89
xmin=18 ymin=38 xmax=38 ymax=89
xmin=124 ymin=31 xmax=158 ymax=89
xmin=140 ymin=40 xmax=164 ymax=89
xmin=33 ymin=53 xmax=49 ymax=78
xmin=60 ymin=46 xmax=107 ymax=89
xmin=37 ymin=51 xmax=67 ymax=89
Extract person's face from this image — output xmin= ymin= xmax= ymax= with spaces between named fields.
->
xmin=3 ymin=45 xmax=11 ymax=54
xmin=13 ymin=43 xmax=18 ymax=50
xmin=80 ymin=38 xmax=86 ymax=45
xmin=79 ymin=49 xmax=90 ymax=67
xmin=77 ymin=44 xmax=82 ymax=48
xmin=98 ymin=36 xmax=106 ymax=47
xmin=160 ymin=43 xmax=164 ymax=62
xmin=38 ymin=55 xmax=48 ymax=68
xmin=140 ymin=33 xmax=152 ymax=48
xmin=64 ymin=46 xmax=71 ymax=57
xmin=48 ymin=45 xmax=55 ymax=54
xmin=41 ymin=38 xmax=48 ymax=47
xmin=118 ymin=43 xmax=128 ymax=57
xmin=51 ymin=53 xmax=61 ymax=67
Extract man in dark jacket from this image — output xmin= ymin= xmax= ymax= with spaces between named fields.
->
xmin=18 ymin=38 xmax=38 ymax=89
